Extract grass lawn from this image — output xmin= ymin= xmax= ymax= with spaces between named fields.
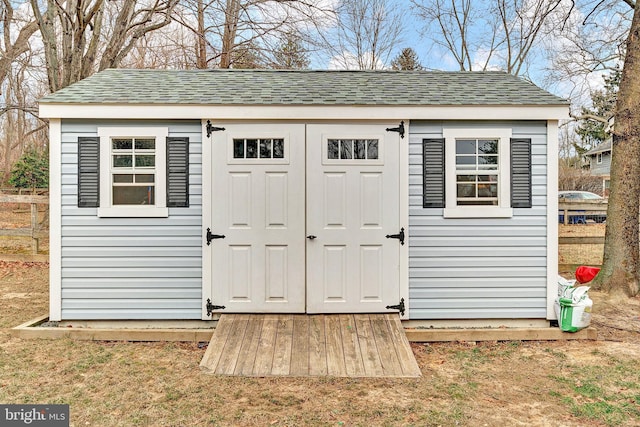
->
xmin=1 ymin=261 xmax=640 ymax=426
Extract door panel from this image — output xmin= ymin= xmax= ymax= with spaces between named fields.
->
xmin=210 ymin=122 xmax=401 ymax=314
xmin=211 ymin=124 xmax=305 ymax=312
xmin=306 ymin=124 xmax=401 ymax=313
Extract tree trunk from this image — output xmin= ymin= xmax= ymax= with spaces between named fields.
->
xmin=220 ymin=0 xmax=241 ymax=68
xmin=196 ymin=0 xmax=207 ymax=69
xmin=593 ymin=5 xmax=640 ymax=298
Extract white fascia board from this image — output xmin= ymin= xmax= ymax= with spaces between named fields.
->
xmin=39 ymin=103 xmax=570 ymax=121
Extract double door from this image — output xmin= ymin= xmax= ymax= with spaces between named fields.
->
xmin=210 ymin=123 xmax=401 ymax=313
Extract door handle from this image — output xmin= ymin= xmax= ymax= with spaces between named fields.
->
xmin=307 ymin=235 xmax=317 ymax=240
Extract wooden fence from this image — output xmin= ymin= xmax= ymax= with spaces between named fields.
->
xmin=558 ymin=200 xmax=607 ymax=246
xmin=0 ymin=194 xmax=49 ymax=255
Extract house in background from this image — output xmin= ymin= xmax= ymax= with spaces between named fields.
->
xmin=38 ymin=69 xmax=568 ymax=328
xmin=584 ymin=139 xmax=612 ymax=196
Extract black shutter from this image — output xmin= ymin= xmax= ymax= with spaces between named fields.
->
xmin=77 ymin=137 xmax=100 ymax=208
xmin=423 ymin=138 xmax=446 ymax=208
xmin=166 ymin=137 xmax=190 ymax=207
xmin=511 ymin=138 xmax=532 ymax=208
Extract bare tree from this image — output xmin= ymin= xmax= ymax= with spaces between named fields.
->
xmin=546 ymin=0 xmax=632 ymax=93
xmin=174 ymin=0 xmax=332 ymax=69
xmin=594 ymin=1 xmax=640 ymax=298
xmin=0 ymin=1 xmax=39 ymax=93
xmin=325 ymin=0 xmax=403 ymax=70
xmin=411 ymin=0 xmax=475 ymax=70
xmin=29 ymin=0 xmax=178 ymax=93
xmin=412 ymin=0 xmax=563 ymax=76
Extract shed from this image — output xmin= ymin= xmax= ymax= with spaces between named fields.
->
xmin=39 ymin=69 xmax=568 ymax=327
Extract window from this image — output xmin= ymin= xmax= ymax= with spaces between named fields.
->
xmin=596 ymin=153 xmax=603 ymax=164
xmin=327 ymin=139 xmax=379 ymax=160
xmin=98 ymin=127 xmax=168 ymax=217
xmin=454 ymin=138 xmax=499 ymax=206
xmin=444 ymin=128 xmax=513 ymax=218
xmin=228 ymin=134 xmax=289 ymax=164
xmin=233 ymin=138 xmax=284 ymax=159
xmin=322 ymin=135 xmax=383 ymax=165
xmin=111 ymin=138 xmax=157 ymax=205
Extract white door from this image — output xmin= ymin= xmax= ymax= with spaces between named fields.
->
xmin=306 ymin=124 xmax=402 ymax=313
xmin=211 ymin=124 xmax=306 ymax=312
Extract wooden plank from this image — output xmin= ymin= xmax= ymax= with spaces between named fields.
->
xmin=200 ymin=314 xmax=235 ymax=371
xmin=384 ymin=314 xmax=421 ymax=377
xmin=325 ymin=315 xmax=346 ymax=376
xmin=308 ymin=315 xmax=328 ymax=376
xmin=370 ymin=315 xmax=403 ymax=376
xmin=0 ymin=195 xmax=49 ymax=203
xmin=0 ymin=229 xmax=48 ymax=238
xmin=31 ymin=203 xmax=39 ymax=254
xmin=290 ymin=315 xmax=310 ymax=376
xmin=0 ymin=254 xmax=48 ymax=263
xmin=13 ymin=327 xmax=213 ymax=342
xmin=271 ymin=315 xmax=294 ymax=376
xmin=252 ymin=314 xmax=278 ymax=375
xmin=233 ymin=315 xmax=263 ymax=375
xmin=559 ymin=236 xmax=605 ymax=245
xmin=353 ymin=314 xmax=384 ymax=377
xmin=558 ymin=201 xmax=607 ymax=211
xmin=214 ymin=315 xmax=249 ymax=375
xmin=339 ymin=315 xmax=365 ymax=376
xmin=405 ymin=327 xmax=597 ymax=342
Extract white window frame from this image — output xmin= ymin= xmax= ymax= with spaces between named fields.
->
xmin=596 ymin=153 xmax=603 ymax=164
xmin=443 ymin=127 xmax=513 ymax=218
xmin=97 ymin=127 xmax=168 ymax=218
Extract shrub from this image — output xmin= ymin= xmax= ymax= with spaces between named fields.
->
xmin=9 ymin=147 xmax=49 ymax=189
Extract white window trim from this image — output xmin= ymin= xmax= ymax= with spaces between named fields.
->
xmin=596 ymin=153 xmax=603 ymax=164
xmin=443 ymin=127 xmax=513 ymax=218
xmin=97 ymin=127 xmax=168 ymax=218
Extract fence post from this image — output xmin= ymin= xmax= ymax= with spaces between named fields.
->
xmin=31 ymin=202 xmax=39 ymax=254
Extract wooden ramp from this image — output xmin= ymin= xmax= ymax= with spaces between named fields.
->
xmin=200 ymin=314 xmax=421 ymax=378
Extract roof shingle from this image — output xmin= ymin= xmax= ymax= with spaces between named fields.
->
xmin=39 ymin=68 xmax=567 ymax=106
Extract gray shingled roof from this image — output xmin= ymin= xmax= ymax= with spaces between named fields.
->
xmin=39 ymin=68 xmax=567 ymax=106
xmin=584 ymin=139 xmax=612 ymax=156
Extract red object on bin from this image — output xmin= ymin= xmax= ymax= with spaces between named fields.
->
xmin=575 ymin=266 xmax=601 ymax=284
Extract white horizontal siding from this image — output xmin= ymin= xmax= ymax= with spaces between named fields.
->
xmin=60 ymin=119 xmax=203 ymax=320
xmin=408 ymin=120 xmax=549 ymax=320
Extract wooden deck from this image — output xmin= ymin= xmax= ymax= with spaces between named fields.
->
xmin=200 ymin=313 xmax=421 ymax=377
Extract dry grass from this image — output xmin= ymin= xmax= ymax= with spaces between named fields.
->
xmin=1 ymin=208 xmax=639 ymax=426
xmin=1 ymin=262 xmax=640 ymax=427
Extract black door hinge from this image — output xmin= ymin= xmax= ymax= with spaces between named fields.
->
xmin=385 ymin=121 xmax=405 ymax=139
xmin=206 ymin=298 xmax=226 ymax=316
xmin=385 ymin=227 xmax=405 ymax=245
xmin=206 ymin=120 xmax=226 ymax=138
xmin=386 ymin=298 xmax=405 ymax=316
xmin=206 ymin=228 xmax=225 ymax=246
